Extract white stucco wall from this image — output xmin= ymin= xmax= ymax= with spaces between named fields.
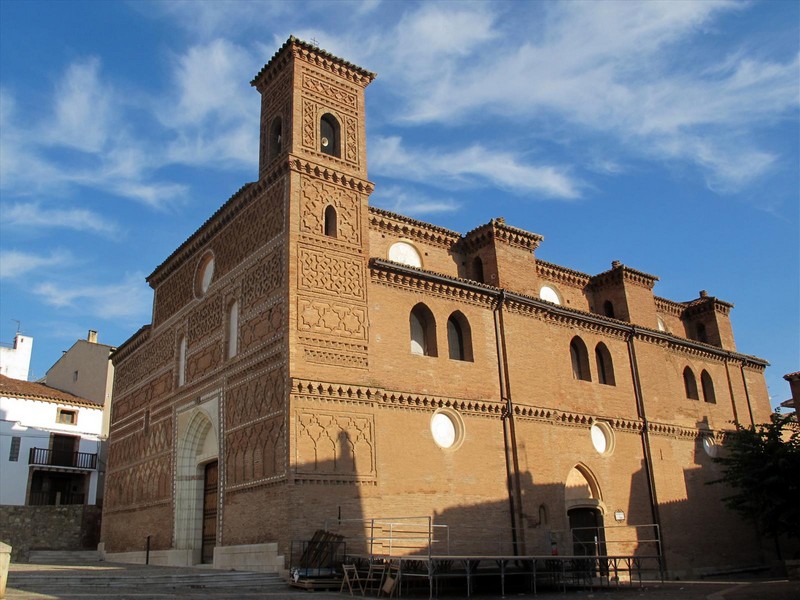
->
xmin=0 ymin=394 xmax=103 ymax=505
xmin=0 ymin=334 xmax=33 ymax=381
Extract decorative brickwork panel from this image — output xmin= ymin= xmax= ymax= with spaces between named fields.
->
xmin=302 ymin=98 xmax=318 ymax=149
xmin=104 ymin=456 xmax=172 ymax=511
xmin=226 ymin=365 xmax=285 ymax=429
xmin=345 ymin=115 xmax=358 ymax=164
xmin=302 ymin=72 xmax=358 ymax=110
xmin=187 ymin=294 xmax=223 ymax=343
xmin=240 ymin=302 xmax=283 ymax=353
xmin=225 ymin=416 xmax=286 ymax=488
xmin=295 ymin=411 xmax=375 ymax=478
xmin=298 ymin=248 xmax=365 ymax=300
xmin=114 ymin=329 xmax=175 ymax=394
xmin=298 ymin=298 xmax=367 ymax=340
xmin=300 ymin=176 xmax=361 ymax=245
xmin=108 ymin=418 xmax=171 ymax=469
xmin=214 ymin=182 xmax=285 ymax=277
xmin=153 ymin=265 xmax=194 ymax=327
xmin=111 ymin=371 xmax=173 ymax=424
xmin=242 ymin=251 xmax=283 ymax=311
xmin=186 ymin=341 xmax=223 ymax=383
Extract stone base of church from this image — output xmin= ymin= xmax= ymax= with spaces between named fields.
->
xmin=99 ymin=542 xmax=284 ymax=573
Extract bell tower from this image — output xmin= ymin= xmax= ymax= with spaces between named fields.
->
xmin=251 ymin=37 xmax=376 ymax=379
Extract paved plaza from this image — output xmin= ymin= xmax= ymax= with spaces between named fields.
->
xmin=4 ymin=560 xmax=799 ymax=600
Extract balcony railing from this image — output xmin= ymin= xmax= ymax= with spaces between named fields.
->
xmin=29 ymin=447 xmax=97 ymax=470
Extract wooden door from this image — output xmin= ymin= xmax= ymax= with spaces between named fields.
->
xmin=201 ymin=461 xmax=218 ymax=564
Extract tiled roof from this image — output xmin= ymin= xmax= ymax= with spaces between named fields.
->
xmin=0 ymin=374 xmax=100 ymax=408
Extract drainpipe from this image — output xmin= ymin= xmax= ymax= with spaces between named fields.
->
xmin=626 ymin=328 xmax=665 ymax=572
xmin=493 ymin=290 xmax=526 ymax=555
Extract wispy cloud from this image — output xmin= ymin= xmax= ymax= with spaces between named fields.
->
xmin=0 ymin=250 xmax=70 ymax=279
xmin=370 ymin=185 xmax=461 ymax=217
xmin=372 ymin=136 xmax=581 ymax=200
xmin=2 ymin=202 xmax=120 ymax=237
xmin=33 ymin=272 xmax=151 ymax=321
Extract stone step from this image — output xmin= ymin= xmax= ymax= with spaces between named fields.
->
xmin=27 ymin=550 xmax=100 ymax=564
xmin=10 ymin=569 xmax=284 ymax=588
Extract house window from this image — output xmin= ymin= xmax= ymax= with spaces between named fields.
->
xmin=447 ymin=312 xmax=473 ymax=362
xmin=570 ymin=336 xmax=591 ymax=381
xmin=320 ymin=113 xmax=340 ymax=157
xmin=227 ymin=300 xmax=239 ymax=359
xmin=701 ymin=370 xmax=716 ymax=404
xmin=410 ymin=303 xmax=437 ymax=357
xmin=9 ymin=436 xmax=21 ymax=461
xmin=683 ymin=367 xmax=699 ymax=400
xmin=72 ymin=370 xmax=78 ymax=382
xmin=324 ymin=205 xmax=337 ymax=238
xmin=57 ymin=408 xmax=77 ymax=425
xmin=595 ymin=343 xmax=615 ymax=386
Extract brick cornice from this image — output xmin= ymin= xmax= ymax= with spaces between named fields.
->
xmin=590 ymin=262 xmax=659 ymax=291
xmin=251 ymin=36 xmax=375 ymax=92
xmin=368 ymin=206 xmax=461 ymax=249
xmin=289 ymin=156 xmax=374 ymax=193
xmin=461 ymin=218 xmax=543 ymax=253
xmin=654 ymin=296 xmax=685 ymax=317
xmin=535 ymin=260 xmax=591 ymax=288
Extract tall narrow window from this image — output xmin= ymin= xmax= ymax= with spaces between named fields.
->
xmin=269 ymin=116 xmax=282 ymax=159
xmin=320 ymin=113 xmax=340 ymax=157
xmin=447 ymin=312 xmax=473 ymax=362
xmin=701 ymin=370 xmax=716 ymax=404
xmin=9 ymin=436 xmax=21 ymax=461
xmin=410 ymin=303 xmax=437 ymax=357
xmin=178 ymin=336 xmax=187 ymax=387
xmin=603 ymin=300 xmax=615 ymax=319
xmin=227 ymin=300 xmax=239 ymax=359
xmin=324 ymin=205 xmax=337 ymax=238
xmin=472 ymin=256 xmax=484 ymax=283
xmin=595 ymin=343 xmax=615 ymax=386
xmin=570 ymin=336 xmax=591 ymax=381
xmin=683 ymin=367 xmax=699 ymax=400
xmin=696 ymin=323 xmax=708 ymax=343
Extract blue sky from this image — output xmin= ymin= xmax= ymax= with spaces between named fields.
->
xmin=0 ymin=0 xmax=797 ymax=409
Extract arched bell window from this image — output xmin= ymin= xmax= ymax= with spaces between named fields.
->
xmin=447 ymin=311 xmax=473 ymax=362
xmin=595 ymin=343 xmax=615 ymax=386
xmin=701 ymin=370 xmax=716 ymax=404
xmin=683 ymin=367 xmax=699 ymax=400
xmin=324 ymin=205 xmax=337 ymax=238
xmin=472 ymin=256 xmax=484 ymax=283
xmin=603 ymin=300 xmax=615 ymax=319
xmin=410 ymin=303 xmax=437 ymax=357
xmin=269 ymin=116 xmax=282 ymax=160
xmin=320 ymin=113 xmax=341 ymax=157
xmin=570 ymin=336 xmax=591 ymax=381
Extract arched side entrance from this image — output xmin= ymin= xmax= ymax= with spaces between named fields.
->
xmin=565 ymin=464 xmax=607 ymax=558
xmin=175 ymin=398 xmax=220 ymax=565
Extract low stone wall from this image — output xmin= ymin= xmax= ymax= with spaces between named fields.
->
xmin=0 ymin=505 xmax=102 ymax=562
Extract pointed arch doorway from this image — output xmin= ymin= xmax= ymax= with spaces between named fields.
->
xmin=565 ymin=465 xmax=607 ymax=558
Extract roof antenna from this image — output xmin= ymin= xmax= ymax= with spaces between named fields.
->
xmin=11 ymin=319 xmax=21 ymax=333
xmin=310 ymin=37 xmax=319 ymax=47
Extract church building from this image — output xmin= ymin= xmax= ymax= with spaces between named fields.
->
xmin=101 ymin=37 xmax=772 ymax=578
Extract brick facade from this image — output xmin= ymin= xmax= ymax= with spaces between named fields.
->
xmin=101 ymin=37 xmax=772 ymax=577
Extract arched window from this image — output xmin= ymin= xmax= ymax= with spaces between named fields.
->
xmin=227 ymin=300 xmax=239 ymax=359
xmin=388 ymin=241 xmax=422 ymax=268
xmin=410 ymin=304 xmax=437 ymax=357
xmin=178 ymin=336 xmax=187 ymax=387
xmin=603 ymin=300 xmax=615 ymax=319
xmin=595 ymin=343 xmax=615 ymax=386
xmin=320 ymin=113 xmax=340 ymax=157
xmin=447 ymin=311 xmax=473 ymax=362
xmin=538 ymin=504 xmax=548 ymax=526
xmin=683 ymin=367 xmax=699 ymax=400
xmin=324 ymin=205 xmax=337 ymax=238
xmin=701 ymin=370 xmax=716 ymax=404
xmin=696 ymin=323 xmax=708 ymax=343
xmin=570 ymin=336 xmax=591 ymax=381
xmin=269 ymin=116 xmax=282 ymax=159
xmin=472 ymin=256 xmax=484 ymax=283
xmin=540 ymin=285 xmax=561 ymax=305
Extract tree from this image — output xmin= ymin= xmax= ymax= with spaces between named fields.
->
xmin=711 ymin=413 xmax=800 ymax=559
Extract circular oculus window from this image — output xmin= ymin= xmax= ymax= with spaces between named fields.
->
xmin=702 ymin=435 xmax=718 ymax=458
xmin=591 ymin=422 xmax=615 ymax=456
xmin=430 ymin=410 xmax=464 ymax=450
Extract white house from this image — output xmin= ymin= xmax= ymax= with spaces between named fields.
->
xmin=0 ymin=374 xmax=103 ymax=506
xmin=0 ymin=333 xmax=33 ymax=381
